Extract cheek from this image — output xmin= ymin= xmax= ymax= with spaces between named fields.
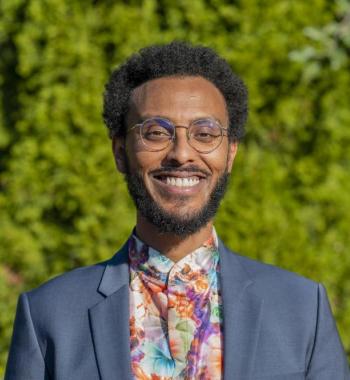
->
xmin=126 ymin=143 xmax=164 ymax=174
xmin=203 ymin=150 xmax=230 ymax=175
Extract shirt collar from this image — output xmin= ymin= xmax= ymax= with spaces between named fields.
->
xmin=128 ymin=227 xmax=219 ymax=283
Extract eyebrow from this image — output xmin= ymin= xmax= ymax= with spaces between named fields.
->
xmin=137 ymin=114 xmax=224 ymax=126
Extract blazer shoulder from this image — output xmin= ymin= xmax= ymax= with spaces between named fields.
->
xmin=26 ymin=257 xmax=112 ymax=309
xmin=224 ymin=247 xmax=319 ymax=301
xmin=238 ymin=252 xmax=316 ymax=284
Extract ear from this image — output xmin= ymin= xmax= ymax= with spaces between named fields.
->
xmin=112 ymin=136 xmax=127 ymax=174
xmin=227 ymin=141 xmax=238 ymax=173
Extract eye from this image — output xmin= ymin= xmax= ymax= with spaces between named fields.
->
xmin=191 ymin=126 xmax=220 ymax=142
xmin=142 ymin=123 xmax=171 ymax=141
xmin=195 ymin=132 xmax=214 ymax=140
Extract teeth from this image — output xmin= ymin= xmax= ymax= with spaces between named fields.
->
xmin=165 ymin=177 xmax=200 ymax=187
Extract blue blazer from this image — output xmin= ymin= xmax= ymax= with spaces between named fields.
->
xmin=5 ymin=241 xmax=350 ymax=380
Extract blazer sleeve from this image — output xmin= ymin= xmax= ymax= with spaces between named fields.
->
xmin=5 ymin=293 xmax=49 ymax=380
xmin=306 ymin=284 xmax=350 ymax=379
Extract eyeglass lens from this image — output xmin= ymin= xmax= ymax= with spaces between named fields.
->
xmin=140 ymin=118 xmax=223 ymax=153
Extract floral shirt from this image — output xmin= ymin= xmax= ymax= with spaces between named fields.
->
xmin=128 ymin=231 xmax=223 ymax=379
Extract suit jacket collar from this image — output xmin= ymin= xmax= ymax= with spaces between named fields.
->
xmin=89 ymin=239 xmax=263 ymax=380
xmin=97 ymin=241 xmax=129 ymax=296
xmin=219 ymin=240 xmax=263 ymax=379
xmin=89 ymin=242 xmax=132 ymax=379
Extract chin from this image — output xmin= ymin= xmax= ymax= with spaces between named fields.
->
xmin=163 ymin=203 xmax=205 ymax=219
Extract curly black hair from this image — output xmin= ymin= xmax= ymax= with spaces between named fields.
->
xmin=103 ymin=41 xmax=248 ymax=141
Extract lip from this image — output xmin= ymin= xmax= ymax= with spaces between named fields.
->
xmin=151 ymin=170 xmax=208 ymax=179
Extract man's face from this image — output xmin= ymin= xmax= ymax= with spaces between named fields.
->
xmin=113 ymin=76 xmax=238 ymax=236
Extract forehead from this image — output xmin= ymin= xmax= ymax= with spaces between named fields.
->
xmin=128 ymin=76 xmax=228 ymax=124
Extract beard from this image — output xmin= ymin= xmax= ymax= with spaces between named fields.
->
xmin=124 ymin=161 xmax=230 ymax=237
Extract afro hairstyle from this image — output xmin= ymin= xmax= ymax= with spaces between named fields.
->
xmin=103 ymin=41 xmax=248 ymax=142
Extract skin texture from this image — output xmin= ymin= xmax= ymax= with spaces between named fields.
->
xmin=113 ymin=76 xmax=238 ymax=261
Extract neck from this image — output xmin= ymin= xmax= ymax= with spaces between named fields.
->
xmin=135 ymin=214 xmax=214 ymax=262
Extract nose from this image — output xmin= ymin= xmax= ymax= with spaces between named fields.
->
xmin=164 ymin=127 xmax=196 ymax=165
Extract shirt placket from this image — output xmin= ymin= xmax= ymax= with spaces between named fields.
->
xmin=167 ymin=264 xmax=193 ymax=378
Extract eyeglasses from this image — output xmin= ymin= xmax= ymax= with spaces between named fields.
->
xmin=129 ymin=117 xmax=228 ymax=153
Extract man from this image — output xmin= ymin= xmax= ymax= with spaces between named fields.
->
xmin=5 ymin=41 xmax=349 ymax=380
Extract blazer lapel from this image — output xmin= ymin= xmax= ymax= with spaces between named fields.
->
xmin=219 ymin=241 xmax=264 ymax=380
xmin=89 ymin=243 xmax=133 ymax=380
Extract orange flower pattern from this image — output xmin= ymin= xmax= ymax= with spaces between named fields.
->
xmin=128 ymin=231 xmax=223 ymax=379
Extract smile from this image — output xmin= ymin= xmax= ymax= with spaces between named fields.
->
xmin=152 ymin=172 xmax=206 ymax=194
xmin=164 ymin=176 xmax=200 ymax=187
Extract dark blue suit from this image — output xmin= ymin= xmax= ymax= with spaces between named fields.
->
xmin=5 ymin=241 xmax=350 ymax=379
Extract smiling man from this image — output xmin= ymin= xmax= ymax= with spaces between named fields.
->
xmin=5 ymin=42 xmax=349 ymax=380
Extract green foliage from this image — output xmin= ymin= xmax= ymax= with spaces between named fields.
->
xmin=1 ymin=0 xmax=349 ymax=375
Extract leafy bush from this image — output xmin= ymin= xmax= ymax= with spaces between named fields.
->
xmin=1 ymin=0 xmax=349 ymax=375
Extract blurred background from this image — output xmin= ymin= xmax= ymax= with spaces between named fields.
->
xmin=1 ymin=0 xmax=350 ymax=375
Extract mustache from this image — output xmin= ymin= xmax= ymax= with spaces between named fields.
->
xmin=150 ymin=165 xmax=211 ymax=177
